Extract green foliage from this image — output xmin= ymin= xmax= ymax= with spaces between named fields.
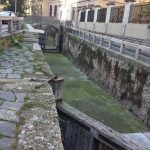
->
xmin=11 ymin=41 xmax=23 ymax=49
xmin=11 ymin=34 xmax=24 ymax=49
xmin=0 ymin=37 xmax=11 ymax=50
xmin=128 ymin=107 xmax=133 ymax=113
xmin=21 ymin=22 xmax=27 ymax=30
xmin=142 ymin=5 xmax=150 ymax=28
xmin=12 ymin=34 xmax=24 ymax=43
xmin=3 ymin=0 xmax=29 ymax=16
xmin=96 ymin=48 xmax=101 ymax=55
xmin=128 ymin=63 xmax=134 ymax=73
xmin=44 ymin=53 xmax=150 ymax=132
xmin=23 ymin=102 xmax=34 ymax=110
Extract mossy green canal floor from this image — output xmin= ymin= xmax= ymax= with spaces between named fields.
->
xmin=44 ymin=53 xmax=150 ymax=133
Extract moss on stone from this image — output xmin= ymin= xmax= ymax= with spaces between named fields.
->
xmin=0 ymin=33 xmax=24 ymax=51
xmin=44 ymin=53 xmax=150 ymax=133
xmin=46 ymin=27 xmax=59 ymax=46
xmin=12 ymin=33 xmax=24 ymax=43
xmin=23 ymin=102 xmax=35 ymax=110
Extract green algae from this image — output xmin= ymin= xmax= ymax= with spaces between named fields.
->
xmin=45 ymin=39 xmax=55 ymax=49
xmin=44 ymin=53 xmax=150 ymax=133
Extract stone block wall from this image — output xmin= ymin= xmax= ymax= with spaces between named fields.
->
xmin=63 ymin=34 xmax=150 ymax=125
xmin=46 ymin=27 xmax=59 ymax=47
xmin=0 ymin=32 xmax=23 ymax=51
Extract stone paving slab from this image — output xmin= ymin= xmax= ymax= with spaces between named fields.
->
xmin=0 ymin=100 xmax=4 ymax=105
xmin=13 ymin=70 xmax=24 ymax=74
xmin=0 ymin=121 xmax=16 ymax=138
xmin=33 ymin=43 xmax=41 ymax=51
xmin=0 ymin=46 xmax=33 ymax=80
xmin=0 ymin=137 xmax=14 ymax=150
xmin=0 ymin=109 xmax=19 ymax=123
xmin=0 ymin=101 xmax=24 ymax=111
xmin=0 ymin=69 xmax=13 ymax=74
xmin=0 ymin=91 xmax=15 ymax=101
xmin=0 ymin=74 xmax=7 ymax=78
xmin=15 ymin=93 xmax=26 ymax=103
xmin=7 ymin=74 xmax=22 ymax=79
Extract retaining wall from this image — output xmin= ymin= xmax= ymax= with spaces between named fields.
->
xmin=0 ymin=32 xmax=23 ymax=51
xmin=62 ymin=33 xmax=150 ymax=125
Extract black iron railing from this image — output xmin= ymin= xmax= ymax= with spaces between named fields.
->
xmin=129 ymin=3 xmax=150 ymax=23
xmin=110 ymin=6 xmax=125 ymax=23
xmin=68 ymin=28 xmax=150 ymax=64
xmin=97 ymin=8 xmax=107 ymax=22
xmin=80 ymin=11 xmax=86 ymax=22
xmin=87 ymin=10 xmax=95 ymax=22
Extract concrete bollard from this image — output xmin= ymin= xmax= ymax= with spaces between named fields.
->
xmin=49 ymin=77 xmax=64 ymax=102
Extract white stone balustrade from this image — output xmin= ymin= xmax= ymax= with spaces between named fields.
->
xmin=69 ymin=28 xmax=150 ymax=65
xmin=77 ymin=1 xmax=150 ymax=40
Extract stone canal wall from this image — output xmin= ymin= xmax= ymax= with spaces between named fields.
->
xmin=46 ymin=27 xmax=59 ymax=47
xmin=57 ymin=103 xmax=147 ymax=150
xmin=62 ymin=33 xmax=150 ymax=125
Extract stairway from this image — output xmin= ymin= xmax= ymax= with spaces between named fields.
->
xmin=24 ymin=31 xmax=39 ymax=43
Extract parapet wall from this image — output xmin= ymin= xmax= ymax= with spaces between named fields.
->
xmin=63 ymin=33 xmax=150 ymax=125
xmin=0 ymin=32 xmax=23 ymax=51
xmin=0 ymin=32 xmax=64 ymax=150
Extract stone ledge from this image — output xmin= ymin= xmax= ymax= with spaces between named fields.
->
xmin=0 ymin=33 xmax=64 ymax=149
xmin=67 ymin=33 xmax=150 ymax=72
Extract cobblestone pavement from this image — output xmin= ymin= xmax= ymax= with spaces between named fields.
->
xmin=0 ymin=46 xmax=33 ymax=79
xmin=0 ymin=42 xmax=63 ymax=150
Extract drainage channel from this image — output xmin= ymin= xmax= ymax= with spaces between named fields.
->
xmin=44 ymin=53 xmax=150 ymax=133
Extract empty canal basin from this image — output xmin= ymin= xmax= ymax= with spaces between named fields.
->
xmin=44 ymin=53 xmax=150 ymax=133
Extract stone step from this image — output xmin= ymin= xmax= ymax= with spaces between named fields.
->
xmin=24 ymin=34 xmax=38 ymax=37
xmin=24 ymin=34 xmax=38 ymax=38
xmin=24 ymin=31 xmax=39 ymax=35
xmin=24 ymin=32 xmax=38 ymax=36
xmin=24 ymin=36 xmax=38 ymax=39
xmin=24 ymin=37 xmax=38 ymax=40
xmin=24 ymin=39 xmax=38 ymax=43
xmin=24 ymin=32 xmax=39 ymax=41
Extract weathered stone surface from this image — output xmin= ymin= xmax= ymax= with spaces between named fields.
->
xmin=0 ymin=100 xmax=4 ymax=105
xmin=0 ymin=74 xmax=7 ymax=78
xmin=0 ymin=35 xmax=63 ymax=149
xmin=15 ymin=93 xmax=26 ymax=103
xmin=0 ymin=69 xmax=13 ymax=74
xmin=63 ymin=33 xmax=150 ymax=125
xmin=25 ymin=68 xmax=33 ymax=73
xmin=0 ymin=121 xmax=16 ymax=137
xmin=0 ymin=91 xmax=15 ymax=101
xmin=17 ymin=87 xmax=63 ymax=150
xmin=0 ymin=101 xmax=24 ymax=111
xmin=13 ymin=70 xmax=24 ymax=74
xmin=0 ymin=109 xmax=19 ymax=123
xmin=123 ymin=133 xmax=150 ymax=149
xmin=0 ymin=137 xmax=14 ymax=150
xmin=7 ymin=74 xmax=21 ymax=79
xmin=0 ymin=61 xmax=14 ymax=67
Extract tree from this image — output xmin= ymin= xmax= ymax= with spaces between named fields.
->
xmin=3 ymin=0 xmax=29 ymax=16
xmin=0 ymin=0 xmax=6 ymax=4
xmin=30 ymin=0 xmax=43 ymax=16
